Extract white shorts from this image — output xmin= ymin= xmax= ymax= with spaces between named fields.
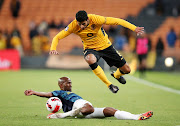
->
xmin=72 ymin=99 xmax=93 ymax=110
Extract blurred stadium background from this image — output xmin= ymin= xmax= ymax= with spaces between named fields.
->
xmin=0 ymin=0 xmax=180 ymax=71
xmin=0 ymin=0 xmax=180 ymax=126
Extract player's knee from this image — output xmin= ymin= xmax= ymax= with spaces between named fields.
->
xmin=81 ymin=104 xmax=94 ymax=115
xmin=103 ymin=107 xmax=117 ymax=117
xmin=121 ymin=64 xmax=131 ymax=74
xmin=85 ymin=54 xmax=97 ymax=65
xmin=125 ymin=67 xmax=131 ymax=74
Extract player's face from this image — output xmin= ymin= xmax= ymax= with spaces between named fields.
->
xmin=77 ymin=19 xmax=89 ymax=30
xmin=63 ymin=80 xmax=72 ymax=91
xmin=59 ymin=79 xmax=72 ymax=91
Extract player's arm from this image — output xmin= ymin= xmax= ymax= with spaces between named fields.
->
xmin=105 ymin=17 xmax=144 ymax=35
xmin=49 ymin=30 xmax=71 ymax=55
xmin=24 ymin=90 xmax=53 ymax=98
xmin=49 ymin=21 xmax=75 ymax=55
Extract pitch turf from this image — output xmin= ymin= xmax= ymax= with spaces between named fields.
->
xmin=0 ymin=69 xmax=180 ymax=126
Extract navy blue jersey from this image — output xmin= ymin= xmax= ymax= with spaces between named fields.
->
xmin=51 ymin=90 xmax=83 ymax=112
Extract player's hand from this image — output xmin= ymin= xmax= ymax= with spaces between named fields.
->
xmin=24 ymin=90 xmax=34 ymax=96
xmin=49 ymin=50 xmax=59 ymax=55
xmin=135 ymin=27 xmax=144 ymax=36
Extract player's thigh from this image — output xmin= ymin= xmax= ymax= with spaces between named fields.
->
xmin=138 ymin=55 xmax=143 ymax=64
xmin=138 ymin=54 xmax=147 ymax=64
xmin=72 ymin=99 xmax=93 ymax=110
xmin=84 ymin=49 xmax=100 ymax=64
xmin=100 ymin=46 xmax=126 ymax=68
xmin=141 ymin=54 xmax=147 ymax=65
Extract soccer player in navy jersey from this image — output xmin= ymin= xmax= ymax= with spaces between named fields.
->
xmin=24 ymin=77 xmax=153 ymax=120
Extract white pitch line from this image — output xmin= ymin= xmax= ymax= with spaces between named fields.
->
xmin=126 ymin=75 xmax=180 ymax=95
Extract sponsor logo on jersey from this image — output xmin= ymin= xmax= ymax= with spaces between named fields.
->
xmin=83 ymin=50 xmax=87 ymax=55
xmin=65 ymin=26 xmax=69 ymax=31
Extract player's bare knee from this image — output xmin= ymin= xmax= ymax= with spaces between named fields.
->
xmin=85 ymin=54 xmax=97 ymax=65
xmin=126 ymin=67 xmax=131 ymax=74
xmin=81 ymin=103 xmax=94 ymax=115
xmin=121 ymin=64 xmax=131 ymax=74
xmin=103 ymin=107 xmax=117 ymax=117
xmin=81 ymin=107 xmax=94 ymax=115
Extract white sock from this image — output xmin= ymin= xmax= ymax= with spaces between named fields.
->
xmin=85 ymin=108 xmax=105 ymax=118
xmin=114 ymin=110 xmax=140 ymax=120
xmin=56 ymin=109 xmax=80 ymax=118
xmin=56 ymin=111 xmax=72 ymax=118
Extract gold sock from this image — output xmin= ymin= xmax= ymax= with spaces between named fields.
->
xmin=113 ymin=68 xmax=124 ymax=79
xmin=92 ymin=65 xmax=112 ymax=87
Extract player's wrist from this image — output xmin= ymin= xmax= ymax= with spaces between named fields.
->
xmin=134 ymin=27 xmax=138 ymax=32
xmin=50 ymin=50 xmax=55 ymax=51
xmin=50 ymin=47 xmax=57 ymax=51
xmin=32 ymin=91 xmax=37 ymax=95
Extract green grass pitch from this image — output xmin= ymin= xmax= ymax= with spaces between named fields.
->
xmin=0 ymin=69 xmax=180 ymax=126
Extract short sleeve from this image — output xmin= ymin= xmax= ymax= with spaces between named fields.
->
xmin=51 ymin=90 xmax=60 ymax=97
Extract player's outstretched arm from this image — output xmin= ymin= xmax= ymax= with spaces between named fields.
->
xmin=49 ymin=27 xmax=72 ymax=55
xmin=24 ymin=90 xmax=53 ymax=98
xmin=104 ymin=17 xmax=144 ymax=35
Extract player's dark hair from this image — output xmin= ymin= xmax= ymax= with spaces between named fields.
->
xmin=76 ymin=10 xmax=88 ymax=22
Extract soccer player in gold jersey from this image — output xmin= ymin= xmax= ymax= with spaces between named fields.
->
xmin=49 ymin=10 xmax=144 ymax=93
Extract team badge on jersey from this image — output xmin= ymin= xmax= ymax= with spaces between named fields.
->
xmin=91 ymin=24 xmax=96 ymax=30
xmin=65 ymin=26 xmax=69 ymax=31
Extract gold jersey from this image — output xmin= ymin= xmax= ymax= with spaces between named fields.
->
xmin=50 ymin=14 xmax=137 ymax=51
